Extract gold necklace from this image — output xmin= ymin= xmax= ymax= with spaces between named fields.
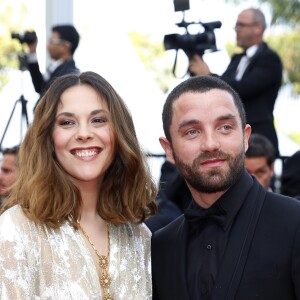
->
xmin=78 ymin=221 xmax=113 ymax=300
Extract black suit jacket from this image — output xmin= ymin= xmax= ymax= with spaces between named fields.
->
xmin=27 ymin=58 xmax=79 ymax=100
xmin=152 ymin=172 xmax=300 ymax=300
xmin=221 ymin=42 xmax=282 ymax=125
xmin=221 ymin=43 xmax=282 ymax=154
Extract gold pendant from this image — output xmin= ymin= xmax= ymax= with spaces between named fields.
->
xmin=99 ymin=255 xmax=109 ymax=269
xmin=103 ymin=294 xmax=113 ymax=300
xmin=100 ymin=272 xmax=112 ymax=289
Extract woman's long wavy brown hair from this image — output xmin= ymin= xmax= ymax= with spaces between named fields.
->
xmin=1 ymin=71 xmax=157 ymax=228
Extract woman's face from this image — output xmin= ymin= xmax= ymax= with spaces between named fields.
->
xmin=52 ymin=84 xmax=115 ymax=187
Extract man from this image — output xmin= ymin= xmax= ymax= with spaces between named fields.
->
xmin=26 ymin=24 xmax=80 ymax=107
xmin=281 ymin=150 xmax=300 ymax=200
xmin=188 ymin=8 xmax=282 ymax=157
xmin=0 ymin=146 xmax=19 ymax=207
xmin=245 ymin=133 xmax=275 ymax=191
xmin=152 ymin=75 xmax=300 ymax=299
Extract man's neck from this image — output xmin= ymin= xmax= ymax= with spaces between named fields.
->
xmin=189 ymin=188 xmax=228 ymax=209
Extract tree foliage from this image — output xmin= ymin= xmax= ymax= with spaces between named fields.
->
xmin=267 ymin=30 xmax=300 ymax=94
xmin=266 ymin=0 xmax=300 ymax=25
xmin=128 ymin=32 xmax=175 ymax=93
xmin=0 ymin=0 xmax=29 ymax=91
xmin=226 ymin=0 xmax=300 ymax=25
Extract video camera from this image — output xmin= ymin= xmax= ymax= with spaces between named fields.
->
xmin=164 ymin=21 xmax=222 ymax=59
xmin=164 ymin=0 xmax=222 ymax=76
xmin=11 ymin=30 xmax=37 ymax=44
xmin=11 ymin=30 xmax=37 ymax=71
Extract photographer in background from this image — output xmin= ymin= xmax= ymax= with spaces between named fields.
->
xmin=188 ymin=8 xmax=282 ymax=157
xmin=26 ymin=24 xmax=80 ymax=108
xmin=0 ymin=145 xmax=19 ymax=208
xmin=245 ymin=133 xmax=275 ymax=191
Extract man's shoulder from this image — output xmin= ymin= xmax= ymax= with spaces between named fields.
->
xmin=264 ymin=191 xmax=300 ymax=217
xmin=152 ymin=214 xmax=186 ymax=240
xmin=54 ymin=59 xmax=78 ymax=75
xmin=257 ymin=42 xmax=282 ymax=60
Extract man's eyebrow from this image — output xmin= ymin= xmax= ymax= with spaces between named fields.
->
xmin=216 ymin=113 xmax=238 ymax=122
xmin=178 ymin=114 xmax=237 ymax=129
xmin=178 ymin=119 xmax=201 ymax=131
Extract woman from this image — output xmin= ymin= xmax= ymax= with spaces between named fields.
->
xmin=0 ymin=71 xmax=157 ymax=299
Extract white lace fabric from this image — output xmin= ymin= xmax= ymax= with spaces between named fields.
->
xmin=0 ymin=205 xmax=152 ymax=300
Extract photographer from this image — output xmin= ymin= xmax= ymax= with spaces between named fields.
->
xmin=188 ymin=8 xmax=283 ymax=157
xmin=25 ymin=24 xmax=80 ymax=108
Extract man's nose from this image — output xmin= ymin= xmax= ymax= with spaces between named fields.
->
xmin=199 ymin=131 xmax=220 ymax=152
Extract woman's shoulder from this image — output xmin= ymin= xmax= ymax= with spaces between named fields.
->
xmin=0 ymin=205 xmax=27 ymax=222
xmin=0 ymin=205 xmax=34 ymax=236
xmin=113 ymin=222 xmax=152 ymax=240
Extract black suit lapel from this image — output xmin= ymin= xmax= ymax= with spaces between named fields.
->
xmin=227 ymin=54 xmax=244 ymax=74
xmin=174 ymin=219 xmax=191 ymax=300
xmin=241 ymin=43 xmax=265 ymax=76
xmin=212 ymin=180 xmax=266 ymax=300
xmin=222 ymin=53 xmax=245 ymax=79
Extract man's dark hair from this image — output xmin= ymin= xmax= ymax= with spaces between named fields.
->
xmin=52 ymin=24 xmax=80 ymax=55
xmin=2 ymin=145 xmax=19 ymax=156
xmin=2 ymin=145 xmax=20 ymax=167
xmin=246 ymin=133 xmax=275 ymax=166
xmin=281 ymin=150 xmax=300 ymax=199
xmin=162 ymin=75 xmax=247 ymax=142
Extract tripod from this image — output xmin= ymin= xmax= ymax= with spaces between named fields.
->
xmin=0 ymin=52 xmax=29 ymax=152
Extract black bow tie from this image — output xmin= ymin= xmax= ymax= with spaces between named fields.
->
xmin=184 ymin=202 xmax=227 ymax=232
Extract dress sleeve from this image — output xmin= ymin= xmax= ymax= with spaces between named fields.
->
xmin=0 ymin=207 xmax=36 ymax=300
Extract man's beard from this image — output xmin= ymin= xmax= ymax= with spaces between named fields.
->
xmin=173 ymin=149 xmax=245 ymax=193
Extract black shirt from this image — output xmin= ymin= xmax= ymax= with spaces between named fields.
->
xmin=185 ymin=171 xmax=253 ymax=300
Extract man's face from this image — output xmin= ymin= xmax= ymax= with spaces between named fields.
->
xmin=235 ymin=10 xmax=260 ymax=50
xmin=47 ymin=31 xmax=70 ymax=60
xmin=160 ymin=89 xmax=251 ymax=195
xmin=245 ymin=156 xmax=274 ymax=190
xmin=0 ymin=154 xmax=19 ymax=196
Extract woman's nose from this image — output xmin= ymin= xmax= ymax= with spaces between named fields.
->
xmin=75 ymin=125 xmax=94 ymax=141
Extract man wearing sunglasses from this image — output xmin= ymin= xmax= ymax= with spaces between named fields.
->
xmin=26 ymin=24 xmax=80 ymax=108
xmin=189 ymin=8 xmax=282 ymax=158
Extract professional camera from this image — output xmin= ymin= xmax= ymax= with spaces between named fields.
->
xmin=164 ymin=20 xmax=222 ymax=59
xmin=164 ymin=0 xmax=221 ymax=77
xmin=11 ymin=30 xmax=37 ymax=44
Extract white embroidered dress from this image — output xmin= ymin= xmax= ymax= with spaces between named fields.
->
xmin=0 ymin=205 xmax=152 ymax=299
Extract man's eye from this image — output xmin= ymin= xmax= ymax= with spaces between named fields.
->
xmin=223 ymin=125 xmax=232 ymax=130
xmin=187 ymin=129 xmax=198 ymax=136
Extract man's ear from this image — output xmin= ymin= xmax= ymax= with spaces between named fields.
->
xmin=244 ymin=124 xmax=252 ymax=152
xmin=159 ymin=137 xmax=175 ymax=164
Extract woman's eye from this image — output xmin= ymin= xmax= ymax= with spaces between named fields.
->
xmin=92 ymin=117 xmax=107 ymax=124
xmin=60 ymin=120 xmax=75 ymax=126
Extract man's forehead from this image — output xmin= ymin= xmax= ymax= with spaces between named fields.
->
xmin=174 ymin=89 xmax=238 ymax=112
xmin=2 ymin=154 xmax=17 ymax=164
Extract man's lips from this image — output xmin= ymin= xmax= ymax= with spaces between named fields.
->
xmin=200 ymin=158 xmax=226 ymax=166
